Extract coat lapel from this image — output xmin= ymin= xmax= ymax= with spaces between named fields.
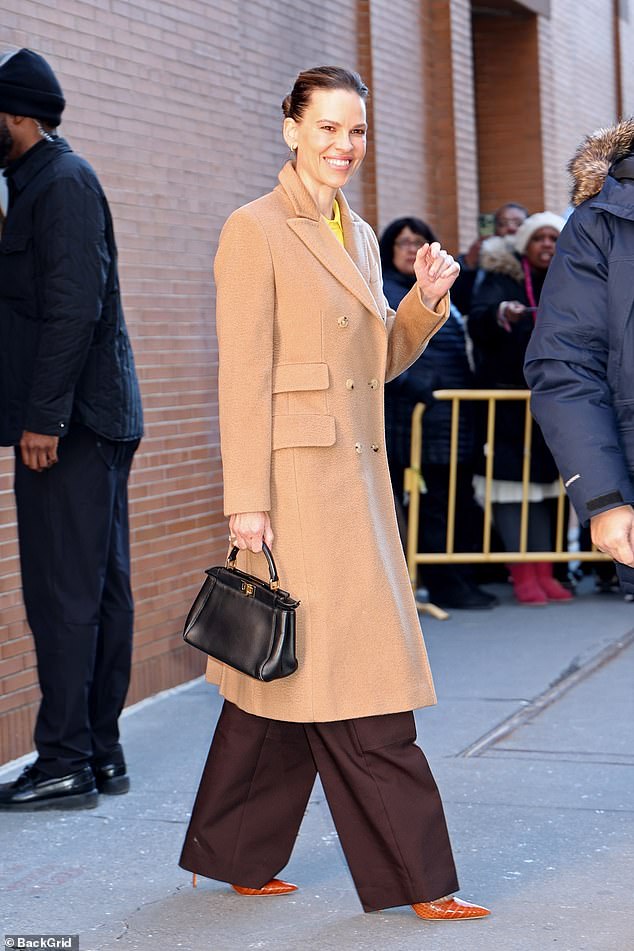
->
xmin=278 ymin=162 xmax=384 ymax=321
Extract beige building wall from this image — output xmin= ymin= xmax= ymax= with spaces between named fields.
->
xmin=539 ymin=0 xmax=619 ymax=212
xmin=618 ymin=3 xmax=634 ymax=117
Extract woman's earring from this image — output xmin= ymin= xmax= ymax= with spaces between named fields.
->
xmin=289 ymin=143 xmax=298 ymax=157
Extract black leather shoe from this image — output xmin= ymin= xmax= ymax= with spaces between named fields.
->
xmin=429 ymin=580 xmax=498 ymax=610
xmin=471 ymin=585 xmax=499 ymax=607
xmin=92 ymin=761 xmax=129 ymax=795
xmin=0 ymin=764 xmax=98 ymax=811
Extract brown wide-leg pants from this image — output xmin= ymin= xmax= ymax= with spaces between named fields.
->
xmin=179 ymin=700 xmax=458 ymax=912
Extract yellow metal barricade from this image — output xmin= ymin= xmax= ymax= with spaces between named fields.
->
xmin=405 ymin=390 xmax=609 ymax=616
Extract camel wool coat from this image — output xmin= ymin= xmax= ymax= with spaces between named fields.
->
xmin=206 ymin=161 xmax=449 ymax=722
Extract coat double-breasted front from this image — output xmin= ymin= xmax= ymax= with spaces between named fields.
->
xmin=207 ymin=162 xmax=449 ymax=722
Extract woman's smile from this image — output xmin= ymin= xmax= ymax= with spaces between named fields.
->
xmin=323 ymin=156 xmax=352 ymax=168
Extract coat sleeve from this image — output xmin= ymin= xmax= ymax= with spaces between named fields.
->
xmin=23 ymin=176 xmax=109 ymax=435
xmin=215 ymin=208 xmax=275 ymax=516
xmin=524 ymin=208 xmax=634 ymax=525
xmin=364 ymin=226 xmax=449 ymax=382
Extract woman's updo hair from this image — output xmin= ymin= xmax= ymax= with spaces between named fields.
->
xmin=282 ymin=66 xmax=369 ymax=121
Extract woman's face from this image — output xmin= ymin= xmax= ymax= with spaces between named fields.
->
xmin=525 ymin=227 xmax=559 ymax=270
xmin=392 ymin=226 xmax=426 ymax=276
xmin=284 ymin=88 xmax=367 ymax=193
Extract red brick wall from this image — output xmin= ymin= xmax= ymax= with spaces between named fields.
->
xmin=421 ymin=1 xmax=462 ymax=254
xmin=0 ymin=0 xmax=630 ymax=763
xmin=367 ymin=0 xmax=430 ymax=236
xmin=0 ymin=0 xmax=361 ymax=763
xmin=450 ymin=0 xmax=480 ymax=253
xmin=473 ymin=8 xmax=545 ymax=217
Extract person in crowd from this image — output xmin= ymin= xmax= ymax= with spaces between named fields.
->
xmin=179 ymin=66 xmax=490 ymax=923
xmin=452 ymin=202 xmax=528 ymax=316
xmin=525 ymin=119 xmax=634 ymax=597
xmin=0 ymin=50 xmax=143 ymax=809
xmin=381 ymin=217 xmax=497 ymax=610
xmin=468 ymin=212 xmax=572 ymax=605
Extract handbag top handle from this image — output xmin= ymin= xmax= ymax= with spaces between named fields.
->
xmin=227 ymin=541 xmax=280 ymax=590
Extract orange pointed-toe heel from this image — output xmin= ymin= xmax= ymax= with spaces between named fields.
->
xmin=412 ymin=895 xmax=490 ymax=920
xmin=231 ymin=878 xmax=298 ymax=896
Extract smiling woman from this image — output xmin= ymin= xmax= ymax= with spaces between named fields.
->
xmin=178 ymin=65 xmax=489 ymax=925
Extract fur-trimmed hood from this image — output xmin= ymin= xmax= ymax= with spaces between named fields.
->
xmin=478 ymin=235 xmax=523 ymax=283
xmin=569 ymin=117 xmax=634 ymax=206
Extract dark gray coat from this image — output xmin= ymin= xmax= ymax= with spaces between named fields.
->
xmin=0 ymin=137 xmax=142 ymax=445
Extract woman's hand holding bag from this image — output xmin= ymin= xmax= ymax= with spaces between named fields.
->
xmin=229 ymin=511 xmax=274 ymax=553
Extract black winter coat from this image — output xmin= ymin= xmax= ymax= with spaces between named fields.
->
xmin=526 ymin=131 xmax=634 ymax=526
xmin=0 ymin=137 xmax=143 ymax=446
xmin=468 ymin=240 xmax=558 ymax=484
xmin=383 ymin=267 xmax=475 ymax=468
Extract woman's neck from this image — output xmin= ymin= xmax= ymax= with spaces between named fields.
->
xmin=295 ymin=165 xmax=338 ymax=218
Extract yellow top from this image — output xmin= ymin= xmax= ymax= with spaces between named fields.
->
xmin=324 ymin=199 xmax=344 ymax=246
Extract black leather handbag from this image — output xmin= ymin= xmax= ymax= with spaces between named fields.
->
xmin=182 ymin=543 xmax=299 ymax=682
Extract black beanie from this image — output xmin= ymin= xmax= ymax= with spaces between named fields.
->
xmin=0 ymin=49 xmax=65 ymax=126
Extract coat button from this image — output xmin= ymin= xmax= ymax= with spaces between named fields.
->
xmin=371 ymin=443 xmax=379 ymax=453
xmin=369 ymin=379 xmax=379 ymax=390
xmin=355 ymin=442 xmax=363 ymax=454
xmin=346 ymin=379 xmax=355 ymax=390
xmin=338 ymin=316 xmax=350 ymax=328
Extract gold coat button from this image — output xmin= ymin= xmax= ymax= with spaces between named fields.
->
xmin=355 ymin=442 xmax=363 ymax=454
xmin=371 ymin=443 xmax=379 ymax=453
xmin=346 ymin=379 xmax=355 ymax=390
xmin=338 ymin=316 xmax=350 ymax=328
xmin=369 ymin=379 xmax=379 ymax=390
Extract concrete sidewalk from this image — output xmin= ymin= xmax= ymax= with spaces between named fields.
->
xmin=1 ymin=580 xmax=633 ymax=951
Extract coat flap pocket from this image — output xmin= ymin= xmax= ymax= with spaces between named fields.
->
xmin=272 ymin=362 xmax=329 ymax=394
xmin=0 ymin=233 xmax=30 ymax=253
xmin=272 ymin=414 xmax=336 ymax=450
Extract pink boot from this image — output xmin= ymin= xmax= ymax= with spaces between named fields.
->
xmin=508 ymin=563 xmax=547 ymax=605
xmin=534 ymin=562 xmax=573 ymax=602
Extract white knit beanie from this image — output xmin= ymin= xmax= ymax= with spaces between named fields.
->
xmin=513 ymin=212 xmax=566 ymax=255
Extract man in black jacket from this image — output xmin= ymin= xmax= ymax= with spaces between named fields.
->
xmin=525 ymin=119 xmax=634 ymax=592
xmin=0 ymin=49 xmax=143 ymax=809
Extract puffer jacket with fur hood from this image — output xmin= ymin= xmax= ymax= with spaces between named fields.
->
xmin=525 ymin=118 xmax=634 ymax=525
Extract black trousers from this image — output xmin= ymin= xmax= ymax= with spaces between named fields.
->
xmin=492 ymin=500 xmax=552 ymax=552
xmin=180 ymin=701 xmax=459 ymax=912
xmin=14 ymin=423 xmax=138 ymax=777
xmin=390 ymin=460 xmax=484 ymax=592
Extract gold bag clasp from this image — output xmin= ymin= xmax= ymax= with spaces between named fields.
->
xmin=241 ymin=581 xmax=255 ymax=597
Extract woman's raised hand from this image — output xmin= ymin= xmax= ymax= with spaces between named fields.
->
xmin=413 ymin=242 xmax=460 ymax=312
xmin=229 ymin=512 xmax=274 ymax=553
